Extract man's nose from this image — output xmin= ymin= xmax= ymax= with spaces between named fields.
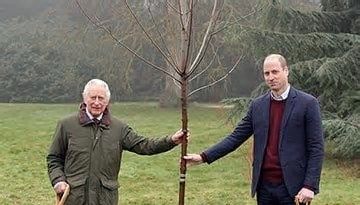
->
xmin=94 ymin=97 xmax=101 ymax=103
xmin=268 ymin=74 xmax=274 ymax=80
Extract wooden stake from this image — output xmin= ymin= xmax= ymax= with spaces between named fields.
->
xmin=55 ymin=185 xmax=70 ymax=205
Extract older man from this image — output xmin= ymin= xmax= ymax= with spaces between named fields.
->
xmin=185 ymin=54 xmax=324 ymax=205
xmin=47 ymin=79 xmax=185 ymax=205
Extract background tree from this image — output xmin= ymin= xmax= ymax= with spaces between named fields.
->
xmin=226 ymin=0 xmax=360 ymax=158
xmin=0 ymin=0 xmax=261 ymax=104
xmin=0 ymin=13 xmax=138 ymax=102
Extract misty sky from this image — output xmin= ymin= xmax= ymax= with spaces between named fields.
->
xmin=0 ymin=0 xmax=55 ymax=20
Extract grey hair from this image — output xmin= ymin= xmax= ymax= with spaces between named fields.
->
xmin=82 ymin=79 xmax=111 ymax=101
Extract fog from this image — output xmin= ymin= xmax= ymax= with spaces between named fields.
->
xmin=0 ymin=0 xmax=323 ymax=103
xmin=0 ymin=0 xmax=55 ymax=20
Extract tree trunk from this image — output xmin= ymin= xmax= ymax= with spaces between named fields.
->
xmin=178 ymin=75 xmax=188 ymax=205
xmin=178 ymin=1 xmax=192 ymax=204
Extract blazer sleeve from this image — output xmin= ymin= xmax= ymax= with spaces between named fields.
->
xmin=303 ymin=97 xmax=324 ymax=193
xmin=203 ymin=102 xmax=254 ymax=164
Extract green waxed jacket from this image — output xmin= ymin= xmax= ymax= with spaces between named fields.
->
xmin=47 ymin=105 xmax=177 ymax=205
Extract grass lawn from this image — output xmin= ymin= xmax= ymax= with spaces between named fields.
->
xmin=0 ymin=102 xmax=359 ymax=205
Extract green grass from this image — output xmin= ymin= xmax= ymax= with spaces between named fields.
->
xmin=0 ymin=102 xmax=359 ymax=205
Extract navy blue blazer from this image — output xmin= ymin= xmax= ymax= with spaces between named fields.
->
xmin=204 ymin=87 xmax=324 ymax=197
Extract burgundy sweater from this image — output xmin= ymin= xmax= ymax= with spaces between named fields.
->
xmin=261 ymin=98 xmax=286 ymax=183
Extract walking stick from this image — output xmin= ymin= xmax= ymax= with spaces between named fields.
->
xmin=295 ymin=197 xmax=311 ymax=205
xmin=55 ymin=184 xmax=70 ymax=205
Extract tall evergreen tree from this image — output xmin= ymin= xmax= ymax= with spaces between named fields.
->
xmin=227 ymin=0 xmax=360 ymax=158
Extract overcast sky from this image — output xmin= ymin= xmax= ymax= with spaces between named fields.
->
xmin=0 ymin=0 xmax=55 ymax=20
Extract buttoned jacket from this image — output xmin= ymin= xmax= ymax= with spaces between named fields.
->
xmin=204 ymin=87 xmax=324 ymax=197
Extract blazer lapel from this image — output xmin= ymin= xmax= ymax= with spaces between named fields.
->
xmin=280 ymin=87 xmax=297 ymax=142
xmin=262 ymin=92 xmax=271 ymax=145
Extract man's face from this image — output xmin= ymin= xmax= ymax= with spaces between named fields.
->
xmin=263 ymin=58 xmax=289 ymax=93
xmin=83 ymin=85 xmax=109 ymax=117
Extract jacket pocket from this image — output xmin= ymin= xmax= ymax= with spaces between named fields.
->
xmin=65 ymin=178 xmax=87 ymax=205
xmin=100 ymin=178 xmax=119 ymax=205
xmin=68 ymin=178 xmax=87 ymax=188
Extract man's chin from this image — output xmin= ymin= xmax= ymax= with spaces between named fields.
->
xmin=270 ymin=87 xmax=280 ymax=92
xmin=90 ymin=111 xmax=102 ymax=117
xmin=267 ymin=84 xmax=277 ymax=89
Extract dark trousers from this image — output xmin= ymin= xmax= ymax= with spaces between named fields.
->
xmin=256 ymin=181 xmax=303 ymax=205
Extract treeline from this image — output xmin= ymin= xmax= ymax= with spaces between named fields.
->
xmin=0 ymin=2 xmax=260 ymax=103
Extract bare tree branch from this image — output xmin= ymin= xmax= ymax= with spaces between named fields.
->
xmin=109 ymin=5 xmax=167 ymax=45
xmin=183 ymin=0 xmax=194 ymax=74
xmin=165 ymin=0 xmax=181 ymax=14
xmin=177 ymin=0 xmax=193 ymax=76
xmin=178 ymin=0 xmax=185 ymax=31
xmin=147 ymin=6 xmax=179 ymax=73
xmin=211 ymin=3 xmax=268 ymax=35
xmin=74 ymin=0 xmax=181 ymax=84
xmin=189 ymin=46 xmax=218 ymax=82
xmin=189 ymin=0 xmax=222 ymax=73
xmin=188 ymin=55 xmax=243 ymax=97
xmin=173 ymin=78 xmax=181 ymax=90
xmin=186 ymin=34 xmax=212 ymax=77
xmin=123 ymin=0 xmax=180 ymax=73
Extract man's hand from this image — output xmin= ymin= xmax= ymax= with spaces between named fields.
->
xmin=295 ymin=187 xmax=314 ymax=204
xmin=171 ymin=129 xmax=189 ymax=144
xmin=183 ymin=154 xmax=203 ymax=167
xmin=54 ymin=181 xmax=69 ymax=195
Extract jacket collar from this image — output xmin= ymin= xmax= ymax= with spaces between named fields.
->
xmin=78 ymin=103 xmax=111 ymax=127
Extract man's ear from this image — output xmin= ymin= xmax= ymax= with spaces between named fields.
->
xmin=284 ymin=66 xmax=289 ymax=76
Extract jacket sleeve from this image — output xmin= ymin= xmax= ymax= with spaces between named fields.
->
xmin=121 ymin=126 xmax=177 ymax=155
xmin=203 ymin=102 xmax=254 ymax=164
xmin=46 ymin=121 xmax=67 ymax=186
xmin=303 ymin=97 xmax=324 ymax=193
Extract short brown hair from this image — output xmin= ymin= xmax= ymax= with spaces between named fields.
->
xmin=264 ymin=54 xmax=288 ymax=69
